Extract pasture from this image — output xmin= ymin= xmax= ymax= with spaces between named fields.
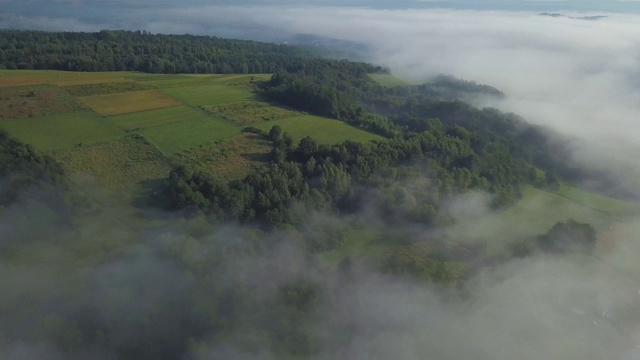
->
xmin=203 ymin=101 xmax=298 ymax=125
xmin=369 ymin=73 xmax=414 ymax=87
xmin=137 ymin=115 xmax=240 ymax=154
xmin=62 ymin=81 xmax=153 ymax=96
xmin=255 ymin=115 xmax=384 ymax=144
xmin=161 ymin=84 xmax=255 ymax=107
xmin=109 ymin=105 xmax=208 ymax=131
xmin=50 ymin=135 xmax=171 ymax=192
xmin=0 ymin=110 xmax=125 ymax=151
xmin=79 ymin=90 xmax=180 ymax=116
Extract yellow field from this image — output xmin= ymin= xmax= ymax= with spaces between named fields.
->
xmin=79 ymin=90 xmax=180 ymax=116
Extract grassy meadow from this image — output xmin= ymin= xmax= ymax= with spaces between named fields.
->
xmin=109 ymin=105 xmax=209 ymax=131
xmin=256 ymin=115 xmax=385 ymax=144
xmin=161 ymin=84 xmax=255 ymax=106
xmin=137 ymin=115 xmax=240 ymax=154
xmin=0 ymin=110 xmax=125 ymax=151
xmin=80 ymin=90 xmax=180 ymax=116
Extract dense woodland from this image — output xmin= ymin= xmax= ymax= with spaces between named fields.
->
xmin=0 ymin=129 xmax=66 ymax=206
xmin=0 ymin=30 xmax=388 ymax=74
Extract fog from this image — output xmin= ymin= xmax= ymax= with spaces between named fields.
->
xmin=175 ymin=6 xmax=640 ymax=189
xmin=3 ymin=3 xmax=640 ymax=360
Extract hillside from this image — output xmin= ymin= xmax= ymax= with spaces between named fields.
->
xmin=1 ymin=31 xmax=638 ymax=360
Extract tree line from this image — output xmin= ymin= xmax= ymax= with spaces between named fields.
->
xmin=0 ymin=29 xmax=386 ymax=74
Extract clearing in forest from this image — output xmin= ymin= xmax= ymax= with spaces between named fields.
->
xmin=161 ymin=84 xmax=254 ymax=107
xmin=176 ymin=133 xmax=272 ymax=181
xmin=202 ymin=101 xmax=298 ymax=126
xmin=255 ymin=115 xmax=384 ymax=144
xmin=0 ymin=110 xmax=125 ymax=151
xmin=79 ymin=90 xmax=180 ymax=116
xmin=0 ymin=85 xmax=84 ymax=120
xmin=137 ymin=114 xmax=240 ymax=154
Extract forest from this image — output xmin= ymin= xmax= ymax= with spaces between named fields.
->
xmin=0 ymin=29 xmax=386 ymax=74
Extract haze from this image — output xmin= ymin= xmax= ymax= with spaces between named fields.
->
xmin=2 ymin=1 xmax=640 ymax=359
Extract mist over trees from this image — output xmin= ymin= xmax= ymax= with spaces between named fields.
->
xmin=1 ymin=27 xmax=633 ymax=360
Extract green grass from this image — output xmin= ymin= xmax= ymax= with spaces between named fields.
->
xmin=0 ymin=110 xmax=126 ymax=151
xmin=368 ymin=73 xmax=414 ymax=87
xmin=161 ymin=84 xmax=255 ymax=106
xmin=109 ymin=105 xmax=208 ymax=131
xmin=137 ymin=114 xmax=240 ymax=154
xmin=49 ymin=135 xmax=171 ymax=192
xmin=203 ymin=101 xmax=298 ymax=126
xmin=79 ymin=90 xmax=180 ymax=116
xmin=136 ymin=77 xmax=211 ymax=89
xmin=555 ymin=183 xmax=635 ymax=214
xmin=176 ymin=133 xmax=271 ymax=181
xmin=442 ymin=186 xmax=629 ymax=256
xmin=62 ymin=81 xmax=154 ymax=96
xmin=256 ymin=115 xmax=384 ymax=144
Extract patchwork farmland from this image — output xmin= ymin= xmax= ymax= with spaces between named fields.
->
xmin=0 ymin=70 xmax=383 ymax=195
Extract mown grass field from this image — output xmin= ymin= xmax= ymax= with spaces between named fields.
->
xmin=0 ymin=110 xmax=125 ymax=151
xmin=109 ymin=105 xmax=207 ymax=131
xmin=369 ymin=73 xmax=414 ymax=87
xmin=256 ymin=115 xmax=385 ymax=144
xmin=161 ymin=84 xmax=255 ymax=107
xmin=137 ymin=114 xmax=240 ymax=154
xmin=80 ymin=90 xmax=180 ymax=116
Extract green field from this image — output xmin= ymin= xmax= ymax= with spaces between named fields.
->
xmin=176 ymin=133 xmax=271 ymax=181
xmin=203 ymin=101 xmax=298 ymax=125
xmin=109 ymin=105 xmax=208 ymax=131
xmin=80 ymin=90 xmax=180 ymax=116
xmin=369 ymin=73 xmax=414 ymax=87
xmin=161 ymin=84 xmax=255 ymax=107
xmin=137 ymin=114 xmax=240 ymax=154
xmin=50 ymin=135 xmax=171 ymax=192
xmin=62 ymin=81 xmax=153 ymax=96
xmin=256 ymin=115 xmax=384 ymax=144
xmin=0 ymin=110 xmax=125 ymax=151
xmin=0 ymin=85 xmax=84 ymax=120
xmin=556 ymin=183 xmax=635 ymax=215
